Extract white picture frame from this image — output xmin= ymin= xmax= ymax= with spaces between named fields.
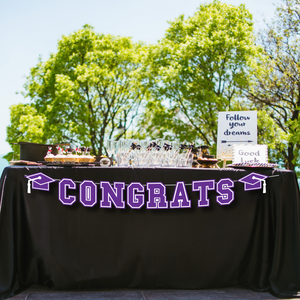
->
xmin=233 ymin=145 xmax=268 ymax=164
xmin=217 ymin=111 xmax=257 ymax=160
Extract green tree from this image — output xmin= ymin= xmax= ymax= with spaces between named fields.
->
xmin=4 ymin=104 xmax=46 ymax=161
xmin=246 ymin=0 xmax=300 ymax=170
xmin=138 ymin=0 xmax=261 ymax=147
xmin=257 ymin=110 xmax=288 ymax=166
xmin=21 ymin=24 xmax=148 ymax=155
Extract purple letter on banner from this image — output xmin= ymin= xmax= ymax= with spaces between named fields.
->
xmin=100 ymin=181 xmax=125 ymax=209
xmin=127 ymin=182 xmax=145 ymax=209
xmin=170 ymin=181 xmax=191 ymax=208
xmin=146 ymin=182 xmax=168 ymax=209
xmin=80 ymin=180 xmax=97 ymax=207
xmin=59 ymin=178 xmax=76 ymax=205
xmin=192 ymin=180 xmax=215 ymax=207
xmin=216 ymin=178 xmax=234 ymax=205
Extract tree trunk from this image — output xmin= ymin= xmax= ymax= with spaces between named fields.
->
xmin=287 ymin=143 xmax=295 ymax=171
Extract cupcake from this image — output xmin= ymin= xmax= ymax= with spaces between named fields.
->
xmin=64 ymin=148 xmax=75 ymax=164
xmin=73 ymin=148 xmax=80 ymax=163
xmin=86 ymin=147 xmax=95 ymax=163
xmin=78 ymin=147 xmax=89 ymax=163
xmin=44 ymin=147 xmax=55 ymax=162
xmin=89 ymin=156 xmax=96 ymax=163
xmin=54 ymin=146 xmax=65 ymax=163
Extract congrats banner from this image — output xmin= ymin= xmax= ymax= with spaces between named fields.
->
xmin=25 ymin=171 xmax=273 ymax=209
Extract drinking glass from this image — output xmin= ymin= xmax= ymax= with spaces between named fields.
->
xmin=105 ymin=139 xmax=114 ymax=157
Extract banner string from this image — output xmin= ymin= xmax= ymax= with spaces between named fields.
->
xmin=50 ymin=174 xmax=279 ymax=187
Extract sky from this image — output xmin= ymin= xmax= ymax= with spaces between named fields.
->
xmin=0 ymin=0 xmax=280 ymax=170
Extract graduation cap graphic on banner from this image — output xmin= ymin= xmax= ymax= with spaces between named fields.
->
xmin=238 ymin=172 xmax=268 ymax=193
xmin=25 ymin=173 xmax=56 ymax=194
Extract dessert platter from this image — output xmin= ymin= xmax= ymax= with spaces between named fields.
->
xmin=42 ymin=146 xmax=96 ymax=166
xmin=194 ymin=147 xmax=219 ymax=169
xmin=197 ymin=158 xmax=219 ymax=168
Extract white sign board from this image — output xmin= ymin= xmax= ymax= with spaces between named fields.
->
xmin=217 ymin=111 xmax=257 ymax=160
xmin=233 ymin=145 xmax=268 ymax=164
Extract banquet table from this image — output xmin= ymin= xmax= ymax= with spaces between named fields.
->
xmin=0 ymin=165 xmax=300 ymax=299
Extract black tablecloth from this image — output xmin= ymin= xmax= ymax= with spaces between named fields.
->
xmin=0 ymin=166 xmax=300 ymax=299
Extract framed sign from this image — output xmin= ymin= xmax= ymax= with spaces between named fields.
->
xmin=217 ymin=111 xmax=257 ymax=160
xmin=233 ymin=145 xmax=268 ymax=164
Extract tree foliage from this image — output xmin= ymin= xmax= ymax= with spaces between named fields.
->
xmin=23 ymin=24 xmax=148 ymax=155
xmin=246 ymin=0 xmax=300 ymax=170
xmin=4 ymin=104 xmax=46 ymax=161
xmin=138 ymin=0 xmax=261 ymax=147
